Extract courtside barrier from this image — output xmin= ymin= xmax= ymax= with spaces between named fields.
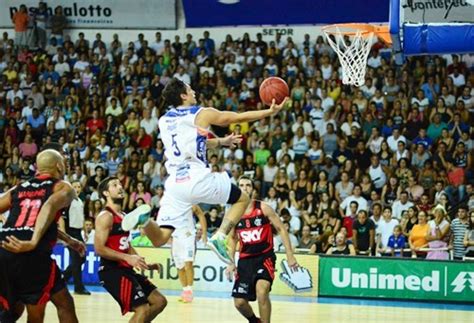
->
xmin=319 ymin=255 xmax=474 ymax=303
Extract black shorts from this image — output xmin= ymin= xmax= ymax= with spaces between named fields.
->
xmin=231 ymin=253 xmax=276 ymax=301
xmin=99 ymin=266 xmax=157 ymax=315
xmin=0 ymin=250 xmax=65 ymax=309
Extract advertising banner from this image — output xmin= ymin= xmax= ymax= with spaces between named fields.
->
xmin=401 ymin=0 xmax=474 ymax=24
xmin=138 ymin=248 xmax=318 ymax=297
xmin=52 ymin=244 xmax=100 ymax=285
xmin=52 ymin=245 xmax=319 ymax=297
xmin=182 ymin=0 xmax=390 ymax=27
xmin=319 ymin=256 xmax=474 ymax=303
xmin=1 ymin=0 xmax=176 ymax=29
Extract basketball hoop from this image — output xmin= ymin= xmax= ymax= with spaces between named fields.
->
xmin=322 ymin=24 xmax=391 ymax=87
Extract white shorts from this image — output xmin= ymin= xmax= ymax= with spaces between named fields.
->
xmin=157 ymin=170 xmax=232 ymax=230
xmin=171 ymin=229 xmax=196 ymax=269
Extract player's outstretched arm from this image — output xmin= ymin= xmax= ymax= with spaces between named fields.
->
xmin=196 ymin=98 xmax=289 ymax=128
xmin=261 ymin=202 xmax=298 ymax=269
xmin=207 ymin=133 xmax=243 ymax=149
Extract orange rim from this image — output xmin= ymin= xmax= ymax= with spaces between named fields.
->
xmin=323 ymin=23 xmax=392 ymax=45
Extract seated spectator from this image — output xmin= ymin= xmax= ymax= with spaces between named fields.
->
xmin=18 ymin=134 xmax=38 ymax=159
xmin=206 ymin=207 xmax=222 ymax=236
xmin=298 ymin=225 xmax=317 ymax=253
xmin=392 ymin=191 xmax=415 ymax=220
xmin=131 ymin=226 xmax=153 ymax=247
xmin=326 ymin=232 xmax=356 ymax=255
xmin=274 ymin=221 xmax=298 ymax=252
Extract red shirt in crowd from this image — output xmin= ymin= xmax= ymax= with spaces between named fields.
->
xmin=86 ymin=118 xmax=105 ymax=133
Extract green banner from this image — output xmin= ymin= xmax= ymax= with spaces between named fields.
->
xmin=319 ymin=256 xmax=474 ymax=302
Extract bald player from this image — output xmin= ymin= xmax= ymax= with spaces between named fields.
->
xmin=0 ymin=149 xmax=80 ymax=323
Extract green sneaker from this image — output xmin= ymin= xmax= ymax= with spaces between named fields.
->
xmin=121 ymin=204 xmax=151 ymax=231
xmin=207 ymin=236 xmax=232 ymax=264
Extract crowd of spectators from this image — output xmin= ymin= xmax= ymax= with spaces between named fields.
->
xmin=0 ymin=3 xmax=473 ymax=261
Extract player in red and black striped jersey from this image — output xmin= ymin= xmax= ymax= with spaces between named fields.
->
xmin=94 ymin=177 xmax=167 ymax=322
xmin=226 ymin=176 xmax=298 ymax=323
xmin=0 ymin=149 xmax=80 ymax=323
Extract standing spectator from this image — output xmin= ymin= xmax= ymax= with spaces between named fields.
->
xmin=386 ymin=225 xmax=406 ymax=257
xmin=62 ymin=181 xmax=90 ymax=295
xmin=352 ymin=210 xmax=375 ymax=255
xmin=377 ymin=207 xmax=399 ymax=251
xmin=426 ymin=205 xmax=451 ymax=260
xmin=81 ymin=218 xmax=95 ymax=244
xmin=12 ymin=4 xmax=29 ymax=48
xmin=50 ymin=6 xmax=67 ymax=45
xmin=409 ymin=211 xmax=430 ymax=258
xmin=464 ymin=210 xmax=474 ymax=258
xmin=34 ymin=1 xmax=49 ymax=49
xmin=450 ymin=205 xmax=470 ymax=260
xmin=326 ymin=232 xmax=356 ymax=255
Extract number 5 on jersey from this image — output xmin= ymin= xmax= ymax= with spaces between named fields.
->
xmin=171 ymin=134 xmax=181 ymax=156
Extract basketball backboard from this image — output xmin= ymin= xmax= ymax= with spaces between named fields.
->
xmin=390 ymin=0 xmax=474 ymax=64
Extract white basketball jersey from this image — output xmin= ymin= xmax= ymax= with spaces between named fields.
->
xmin=158 ymin=106 xmax=208 ymax=175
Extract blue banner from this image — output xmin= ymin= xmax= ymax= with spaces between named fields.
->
xmin=52 ymin=244 xmax=101 ymax=285
xmin=183 ymin=0 xmax=390 ymax=27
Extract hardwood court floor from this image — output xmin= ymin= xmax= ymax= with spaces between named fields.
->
xmin=18 ymin=291 xmax=474 ymax=323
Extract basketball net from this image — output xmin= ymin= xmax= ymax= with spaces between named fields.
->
xmin=323 ymin=27 xmax=375 ymax=87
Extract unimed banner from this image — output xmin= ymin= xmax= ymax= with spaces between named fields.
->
xmin=182 ymin=0 xmax=389 ymax=27
xmin=52 ymin=245 xmax=319 ymax=297
xmin=319 ymin=256 xmax=474 ymax=303
xmin=1 ymin=0 xmax=176 ymax=29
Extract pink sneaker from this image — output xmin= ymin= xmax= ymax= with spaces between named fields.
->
xmin=179 ymin=290 xmax=193 ymax=303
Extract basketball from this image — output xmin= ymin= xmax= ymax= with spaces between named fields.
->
xmin=259 ymin=77 xmax=289 ymax=106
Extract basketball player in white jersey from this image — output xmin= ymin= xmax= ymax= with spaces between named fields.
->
xmin=123 ymin=78 xmax=288 ymax=264
xmin=172 ymin=205 xmax=207 ymax=303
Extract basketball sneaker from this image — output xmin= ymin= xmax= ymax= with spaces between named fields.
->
xmin=179 ymin=290 xmax=193 ymax=303
xmin=121 ymin=204 xmax=152 ymax=231
xmin=207 ymin=235 xmax=232 ymax=264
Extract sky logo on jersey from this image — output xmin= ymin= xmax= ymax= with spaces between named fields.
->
xmin=239 ymin=228 xmax=263 ymax=243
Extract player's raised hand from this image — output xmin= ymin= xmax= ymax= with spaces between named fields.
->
xmin=269 ymin=97 xmax=289 ymax=115
xmin=220 ymin=133 xmax=243 ymax=148
xmin=0 ymin=235 xmax=36 ymax=253
xmin=126 ymin=254 xmax=149 ymax=270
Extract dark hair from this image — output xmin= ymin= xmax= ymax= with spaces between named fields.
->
xmin=98 ymin=176 xmax=119 ymax=199
xmin=40 ymin=142 xmax=64 ymax=153
xmin=162 ymin=78 xmax=187 ymax=107
xmin=238 ymin=175 xmax=254 ymax=189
